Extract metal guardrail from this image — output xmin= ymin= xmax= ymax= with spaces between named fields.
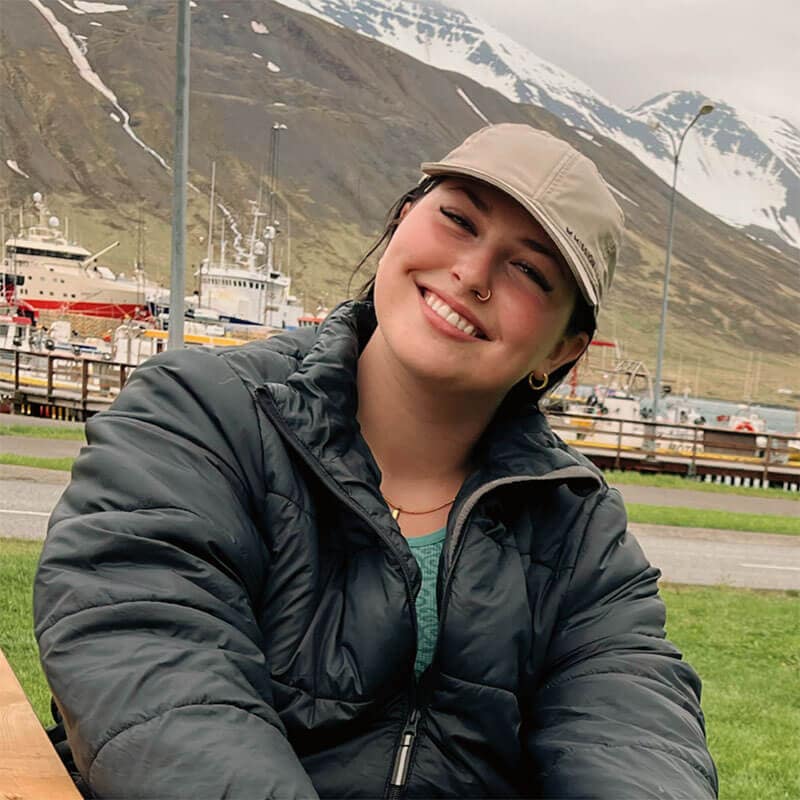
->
xmin=546 ymin=410 xmax=799 ymax=487
xmin=0 ymin=348 xmax=136 ymax=416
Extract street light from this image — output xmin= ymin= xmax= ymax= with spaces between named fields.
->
xmin=268 ymin=123 xmax=288 ymax=233
xmin=650 ymin=102 xmax=714 ymax=425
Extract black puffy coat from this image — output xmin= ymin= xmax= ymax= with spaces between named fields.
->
xmin=34 ymin=300 xmax=717 ymax=799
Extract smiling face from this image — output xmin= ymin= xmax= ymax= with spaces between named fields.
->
xmin=371 ymin=177 xmax=590 ymax=402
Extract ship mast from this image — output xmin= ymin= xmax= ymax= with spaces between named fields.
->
xmin=201 ymin=160 xmax=216 ymax=308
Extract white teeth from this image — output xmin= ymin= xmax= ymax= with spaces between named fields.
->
xmin=423 ymin=291 xmax=481 ymax=338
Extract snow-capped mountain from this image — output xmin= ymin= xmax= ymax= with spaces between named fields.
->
xmin=275 ymin=0 xmax=800 ymax=252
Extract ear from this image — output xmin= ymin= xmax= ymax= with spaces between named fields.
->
xmin=542 ymin=331 xmax=590 ymax=375
xmin=398 ymin=200 xmax=413 ymax=221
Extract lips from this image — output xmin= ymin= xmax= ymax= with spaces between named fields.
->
xmin=419 ymin=287 xmax=488 ymax=339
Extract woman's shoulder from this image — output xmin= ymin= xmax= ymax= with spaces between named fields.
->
xmin=217 ymin=327 xmax=319 ymax=389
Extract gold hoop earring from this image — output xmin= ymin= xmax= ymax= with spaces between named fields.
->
xmin=528 ymin=371 xmax=548 ymax=391
xmin=474 ymin=289 xmax=491 ymax=302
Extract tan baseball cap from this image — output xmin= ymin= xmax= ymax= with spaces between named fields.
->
xmin=421 ymin=123 xmax=624 ymax=310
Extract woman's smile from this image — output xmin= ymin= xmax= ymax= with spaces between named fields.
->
xmin=419 ymin=287 xmax=487 ymax=340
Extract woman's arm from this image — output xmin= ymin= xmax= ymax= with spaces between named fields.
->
xmin=525 ymin=489 xmax=718 ymax=798
xmin=34 ymin=348 xmax=318 ymax=799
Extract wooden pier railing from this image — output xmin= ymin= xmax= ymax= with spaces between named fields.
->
xmin=0 ymin=348 xmax=134 ymax=420
xmin=546 ymin=411 xmax=799 ymax=489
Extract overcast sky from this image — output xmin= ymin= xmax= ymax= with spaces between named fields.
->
xmin=450 ymin=0 xmax=800 ymax=128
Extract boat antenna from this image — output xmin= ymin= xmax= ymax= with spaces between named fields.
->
xmin=249 ymin=175 xmax=264 ymax=261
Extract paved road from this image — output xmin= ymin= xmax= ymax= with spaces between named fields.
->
xmin=0 ymin=435 xmax=84 ymax=459
xmin=613 ymin=484 xmax=799 ymax=516
xmin=0 ymin=465 xmax=68 ymax=539
xmin=631 ymin=523 xmax=800 ymax=591
xmin=0 ymin=412 xmax=83 ymax=429
xmin=3 ymin=464 xmax=799 ymax=590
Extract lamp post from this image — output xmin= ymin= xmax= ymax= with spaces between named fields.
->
xmin=267 ymin=123 xmax=288 ymax=238
xmin=650 ymin=102 xmax=714 ymax=425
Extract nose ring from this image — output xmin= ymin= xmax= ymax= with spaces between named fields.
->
xmin=474 ymin=289 xmax=492 ymax=303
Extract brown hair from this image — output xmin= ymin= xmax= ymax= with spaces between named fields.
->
xmin=349 ymin=178 xmax=596 ymax=407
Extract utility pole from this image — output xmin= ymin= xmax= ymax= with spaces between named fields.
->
xmin=168 ymin=0 xmax=191 ymax=350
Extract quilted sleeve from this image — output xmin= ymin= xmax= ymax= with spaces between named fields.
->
xmin=34 ymin=348 xmax=319 ymax=799
xmin=525 ymin=489 xmax=718 ymax=798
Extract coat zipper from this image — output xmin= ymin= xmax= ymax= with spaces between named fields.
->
xmin=387 ymin=708 xmax=420 ymax=798
xmin=382 ymin=470 xmax=599 ymax=798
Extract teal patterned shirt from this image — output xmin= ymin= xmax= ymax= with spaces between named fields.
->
xmin=407 ymin=527 xmax=446 ymax=678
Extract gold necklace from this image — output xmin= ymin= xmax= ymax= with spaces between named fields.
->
xmin=382 ymin=495 xmax=456 ymax=521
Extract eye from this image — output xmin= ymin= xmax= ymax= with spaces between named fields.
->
xmin=512 ymin=261 xmax=554 ymax=293
xmin=440 ymin=207 xmax=476 ymax=234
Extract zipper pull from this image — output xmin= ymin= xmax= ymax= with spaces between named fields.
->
xmin=389 ymin=709 xmax=420 ymax=789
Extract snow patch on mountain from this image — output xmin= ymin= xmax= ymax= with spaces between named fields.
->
xmin=6 ymin=160 xmax=30 ymax=179
xmin=607 ymin=184 xmax=638 ymax=207
xmin=736 ymin=109 xmax=800 ymax=181
xmin=267 ymin=61 xmax=281 ymax=73
xmin=26 ymin=0 xmax=170 ymax=172
xmin=73 ymin=32 xmax=88 ymax=55
xmin=574 ymin=129 xmax=601 ymax=148
xmin=251 ymin=20 xmax=269 ymax=34
xmin=54 ymin=0 xmax=85 ymax=13
xmin=275 ymin=0 xmax=343 ymax=27
xmin=73 ymin=1 xmax=127 ymax=12
xmin=456 ymin=87 xmax=490 ymax=124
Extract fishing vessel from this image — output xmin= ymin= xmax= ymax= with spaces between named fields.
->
xmin=2 ymin=193 xmax=152 ymax=319
xmin=190 ymin=242 xmax=305 ymax=329
xmin=546 ymin=355 xmax=769 ymax=456
xmin=185 ymin=156 xmax=305 ymax=328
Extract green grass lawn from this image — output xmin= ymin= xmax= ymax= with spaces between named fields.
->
xmin=604 ymin=469 xmax=800 ymax=501
xmin=0 ymin=423 xmax=85 ymax=440
xmin=661 ymin=584 xmax=800 ymax=800
xmin=0 ymin=540 xmax=53 ymax=721
xmin=627 ymin=504 xmax=800 ymax=535
xmin=1 ymin=538 xmax=798 ymax=798
xmin=0 ymin=454 xmax=76 ymax=471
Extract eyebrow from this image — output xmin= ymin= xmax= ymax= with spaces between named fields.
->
xmin=453 ymin=185 xmax=562 ymax=264
xmin=454 ymin=184 xmax=491 ymax=214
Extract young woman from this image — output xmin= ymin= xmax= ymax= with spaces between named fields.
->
xmin=35 ymin=124 xmax=718 ymax=799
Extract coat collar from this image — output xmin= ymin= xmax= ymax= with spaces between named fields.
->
xmin=261 ymin=300 xmax=601 ymax=517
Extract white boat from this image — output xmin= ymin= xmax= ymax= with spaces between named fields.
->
xmin=178 ymin=147 xmax=305 ymax=329
xmin=111 ymin=318 xmax=255 ymax=365
xmin=0 ymin=301 xmax=109 ymax=359
xmin=548 ymin=358 xmax=769 ymax=455
xmin=191 ymin=247 xmax=305 ymax=329
xmin=2 ymin=193 xmax=154 ymax=320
